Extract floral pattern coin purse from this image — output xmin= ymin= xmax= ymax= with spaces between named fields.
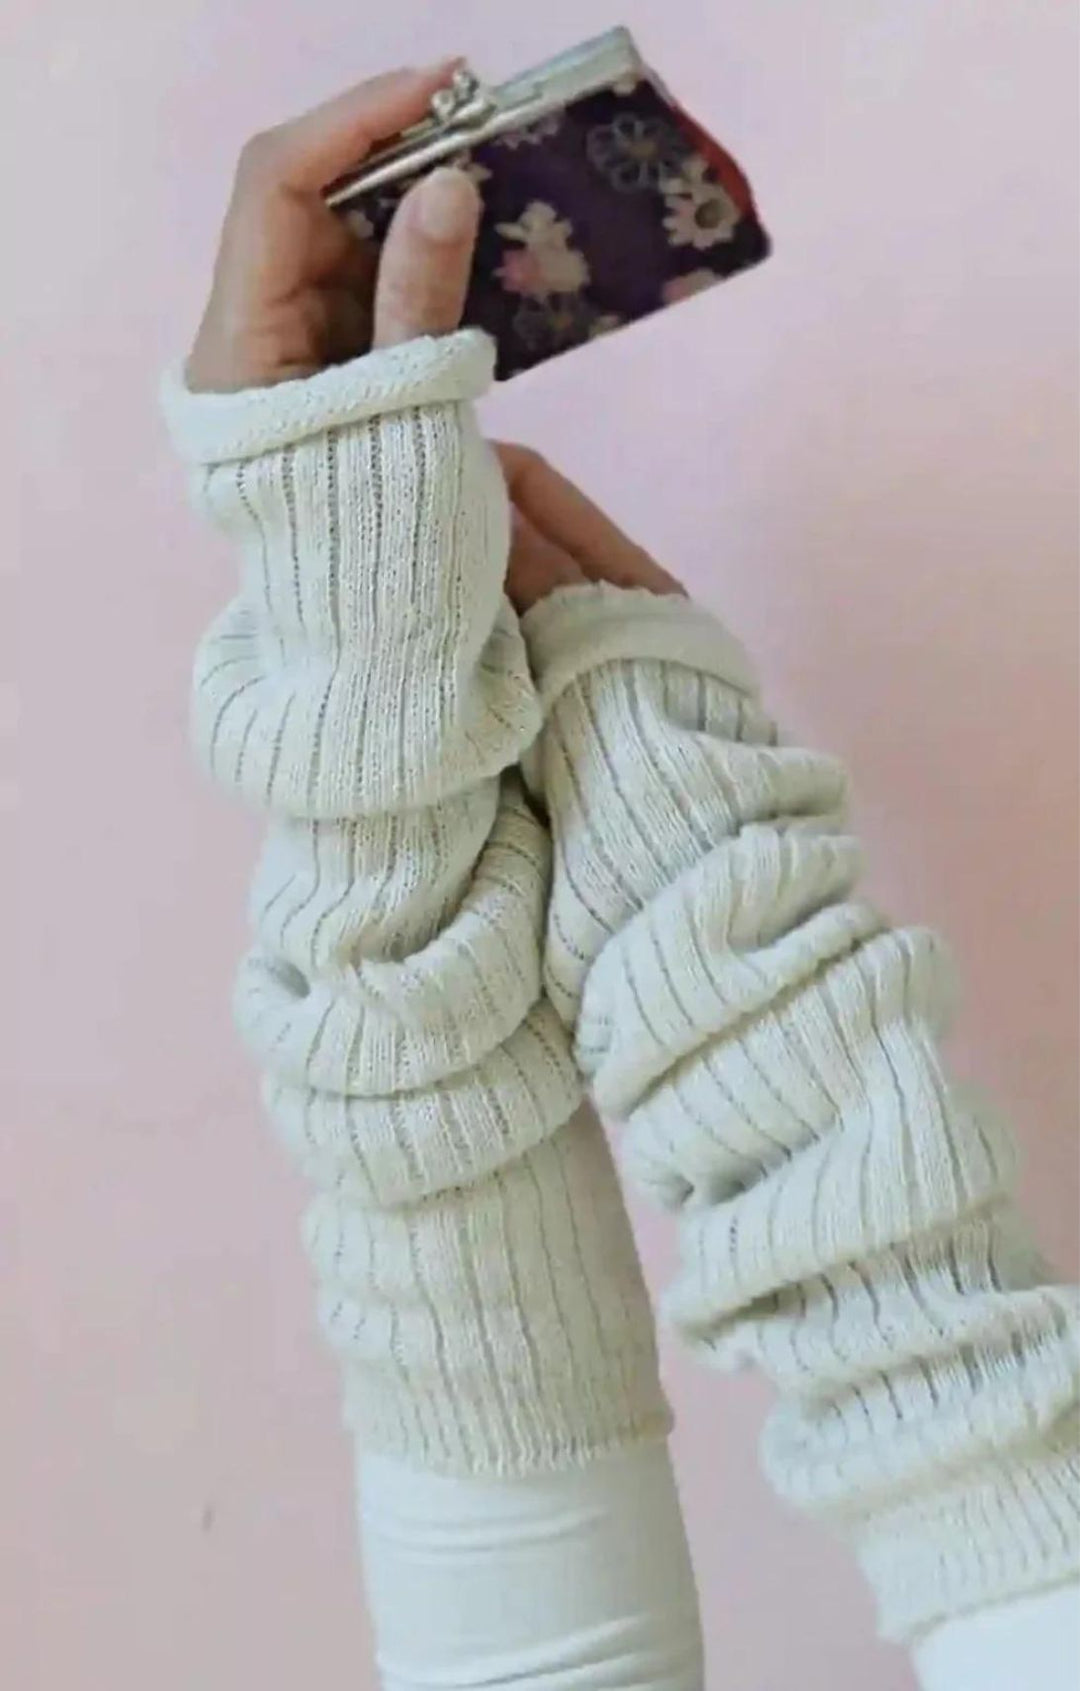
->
xmin=324 ymin=27 xmax=770 ymax=378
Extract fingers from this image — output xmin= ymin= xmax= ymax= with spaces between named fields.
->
xmin=321 ymin=286 xmax=375 ymax=365
xmin=236 ymin=64 xmax=460 ymax=197
xmin=330 ymin=236 xmax=379 ymax=295
xmin=505 ymin=509 xmax=587 ymax=615
xmin=372 ymin=168 xmax=482 ymax=347
xmin=496 ymin=445 xmax=683 ymax=595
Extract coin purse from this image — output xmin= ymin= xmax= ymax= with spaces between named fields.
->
xmin=324 ymin=26 xmax=770 ymax=378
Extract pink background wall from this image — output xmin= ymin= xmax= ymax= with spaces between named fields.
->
xmin=8 ymin=3 xmax=1078 ymax=1687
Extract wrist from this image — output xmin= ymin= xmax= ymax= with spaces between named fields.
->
xmin=519 ymin=580 xmax=757 ymax=719
xmin=161 ymin=327 xmax=495 ymax=464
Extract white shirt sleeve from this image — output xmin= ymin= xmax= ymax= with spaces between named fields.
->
xmin=913 ymin=1583 xmax=1080 ymax=1691
xmin=360 ymin=1445 xmax=1078 ymax=1691
xmin=358 ymin=1441 xmax=704 ymax=1691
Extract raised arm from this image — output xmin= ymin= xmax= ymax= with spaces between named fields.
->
xmin=508 ymin=464 xmax=1080 ymax=1672
xmin=162 ymin=74 xmax=701 ymax=1689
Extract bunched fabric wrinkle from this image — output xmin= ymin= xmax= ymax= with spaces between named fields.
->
xmin=519 ymin=588 xmax=1080 ymax=1641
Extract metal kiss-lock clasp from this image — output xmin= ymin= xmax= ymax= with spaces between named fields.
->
xmin=428 ymin=66 xmax=495 ymax=129
xmin=323 ymin=30 xmax=642 ymax=210
xmin=323 ymin=64 xmax=499 ymax=207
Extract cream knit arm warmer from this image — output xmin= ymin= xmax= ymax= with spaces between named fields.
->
xmin=520 ymin=582 xmax=1080 ymax=1642
xmin=161 ymin=335 xmax=668 ymax=1476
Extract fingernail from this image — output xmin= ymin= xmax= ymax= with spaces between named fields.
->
xmin=423 ymin=55 xmax=467 ymax=83
xmin=410 ymin=167 xmax=480 ymax=242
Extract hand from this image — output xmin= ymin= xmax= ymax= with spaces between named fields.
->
xmin=186 ymin=66 xmax=483 ymax=392
xmin=498 ymin=446 xmax=684 ymax=614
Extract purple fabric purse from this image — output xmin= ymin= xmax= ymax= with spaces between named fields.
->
xmin=325 ymin=28 xmax=770 ymax=379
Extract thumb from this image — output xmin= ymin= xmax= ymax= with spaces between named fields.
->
xmin=372 ymin=167 xmax=481 ymax=348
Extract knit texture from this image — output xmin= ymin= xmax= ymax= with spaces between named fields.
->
xmin=521 ymin=581 xmax=1080 ymax=1642
xmin=166 ymin=335 xmax=668 ymax=1475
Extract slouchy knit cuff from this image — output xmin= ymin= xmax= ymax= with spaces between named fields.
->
xmin=159 ymin=328 xmax=495 ymax=464
xmin=520 ymin=580 xmax=758 ymax=711
xmin=520 ymin=579 xmax=1080 ymax=1640
xmin=179 ymin=332 xmax=532 ymax=819
xmin=858 ymin=1420 xmax=1080 ymax=1641
xmin=174 ymin=343 xmax=669 ymax=1478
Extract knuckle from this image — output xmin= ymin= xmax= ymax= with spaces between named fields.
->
xmin=514 ymin=445 xmax=547 ymax=471
xmin=505 ymin=443 xmax=546 ymax=477
xmin=514 ymin=446 xmax=549 ymax=493
xmin=496 ymin=443 xmax=548 ymax=500
xmin=378 ymin=263 xmax=457 ymax=340
xmin=235 ymin=129 xmax=278 ymax=182
xmin=298 ymin=292 xmax=330 ymax=336
xmin=373 ymin=268 xmax=415 ymax=331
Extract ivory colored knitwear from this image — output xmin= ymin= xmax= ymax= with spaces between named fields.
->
xmin=161 ymin=329 xmax=669 ymax=1476
xmin=519 ymin=581 xmax=1080 ymax=1641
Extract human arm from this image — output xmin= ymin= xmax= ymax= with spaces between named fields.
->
xmin=507 ymin=455 xmax=1080 ymax=1675
xmin=163 ymin=74 xmax=700 ymax=1689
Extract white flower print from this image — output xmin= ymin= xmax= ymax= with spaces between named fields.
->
xmin=342 ymin=205 xmax=375 ymax=242
xmin=496 ymin=111 xmax=562 ymax=149
xmin=662 ymin=268 xmax=718 ymax=304
xmin=453 ymin=150 xmax=492 ymax=190
xmin=495 ymin=201 xmax=590 ymax=297
xmin=586 ymin=113 xmax=687 ymax=191
xmin=512 ymin=297 xmax=622 ymax=356
xmin=661 ymin=156 xmax=740 ymax=250
xmin=512 ymin=294 xmax=592 ymax=353
xmin=364 ymin=183 xmax=408 ymax=225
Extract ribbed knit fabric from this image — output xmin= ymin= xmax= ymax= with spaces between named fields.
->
xmin=162 ymin=333 xmax=669 ymax=1475
xmin=520 ymin=581 xmax=1080 ymax=1641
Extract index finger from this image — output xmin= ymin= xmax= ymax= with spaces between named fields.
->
xmin=240 ymin=63 xmax=461 ymax=197
xmin=496 ymin=445 xmax=683 ymax=595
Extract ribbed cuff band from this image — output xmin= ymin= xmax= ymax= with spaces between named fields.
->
xmin=159 ymin=328 xmax=495 ymax=464
xmin=857 ymin=1418 xmax=1080 ymax=1641
xmin=520 ymin=581 xmax=758 ymax=712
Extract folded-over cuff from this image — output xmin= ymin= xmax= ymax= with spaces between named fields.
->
xmin=159 ymin=327 xmax=496 ymax=465
xmin=857 ymin=1423 xmax=1080 ymax=1642
xmin=520 ymin=581 xmax=758 ymax=714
